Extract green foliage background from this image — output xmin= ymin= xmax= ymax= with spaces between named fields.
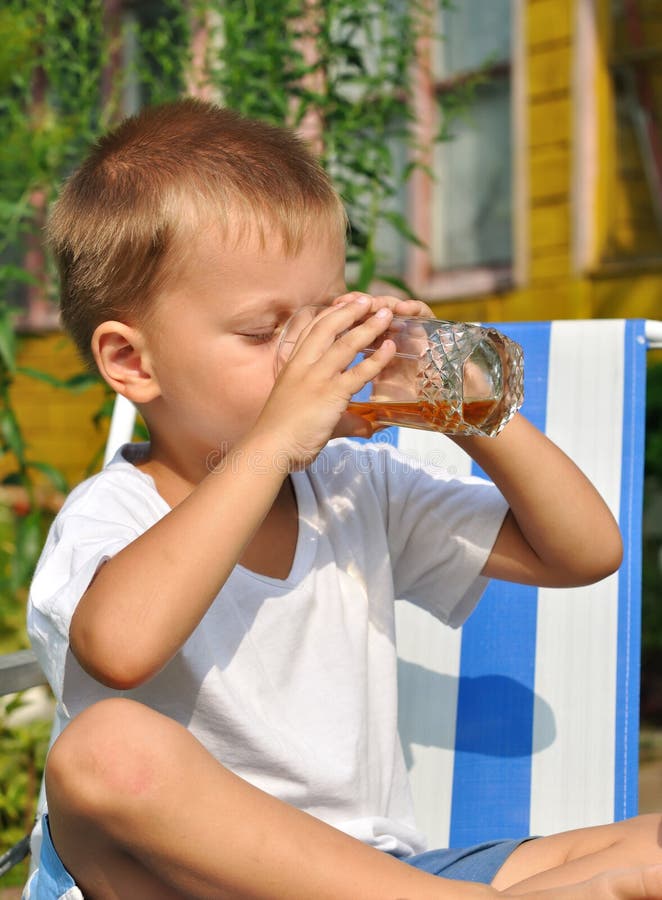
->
xmin=1 ymin=0 xmax=661 ymax=886
xmin=0 ymin=0 xmax=453 ymax=883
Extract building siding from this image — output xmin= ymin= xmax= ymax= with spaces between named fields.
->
xmin=4 ymin=334 xmax=108 ymax=490
xmin=6 ymin=0 xmax=662 ymax=493
xmin=429 ymin=0 xmax=662 ymax=323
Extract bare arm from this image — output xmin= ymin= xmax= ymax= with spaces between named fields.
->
xmin=69 ymin=432 xmax=288 ymax=690
xmin=69 ymin=301 xmax=397 ymax=690
xmin=453 ymin=413 xmax=623 ymax=587
xmin=332 ymin=295 xmax=622 ymax=589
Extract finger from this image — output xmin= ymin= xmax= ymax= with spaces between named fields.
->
xmin=281 ymin=298 xmax=370 ymax=365
xmin=333 ymin=294 xmax=436 ymax=324
xmin=288 ymin=297 xmax=378 ymax=367
xmin=338 ymin=335 xmax=397 ymax=399
xmin=334 ymin=294 xmax=435 ymax=319
xmin=364 ymin=294 xmax=405 ymax=315
xmin=387 ymin=297 xmax=435 ymax=318
xmin=334 ymin=293 xmax=405 ymax=316
xmin=586 ymin=865 xmax=662 ymax=900
xmin=507 ymin=866 xmax=662 ymax=900
xmin=321 ymin=306 xmax=394 ymax=373
xmin=331 ymin=291 xmax=371 ymax=307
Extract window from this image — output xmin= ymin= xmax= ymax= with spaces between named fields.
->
xmin=603 ymin=0 xmax=662 ymax=266
xmin=577 ymin=0 xmax=662 ymax=271
xmin=406 ymin=0 xmax=522 ymax=300
xmin=432 ymin=1 xmax=512 ymax=270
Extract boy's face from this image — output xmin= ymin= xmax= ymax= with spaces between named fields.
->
xmin=141 ymin=220 xmax=347 ymax=470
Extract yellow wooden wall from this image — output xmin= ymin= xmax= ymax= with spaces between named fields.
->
xmin=4 ymin=333 xmax=109 ymax=492
xmin=431 ymin=0 xmax=662 ymax=325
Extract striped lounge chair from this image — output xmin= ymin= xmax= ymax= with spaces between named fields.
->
xmin=1 ymin=317 xmax=660 ymax=879
xmin=395 ymin=318 xmax=661 ymax=848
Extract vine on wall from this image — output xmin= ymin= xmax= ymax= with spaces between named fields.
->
xmin=0 ymin=0 xmax=449 ymax=874
xmin=1 ymin=0 xmax=445 ymax=604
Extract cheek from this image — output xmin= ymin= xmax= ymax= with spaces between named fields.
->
xmin=233 ymin=350 xmax=278 ymax=393
xmin=157 ymin=342 xmax=276 ymax=417
xmin=244 ymin=374 xmax=276 ymax=415
xmin=217 ymin=358 xmax=274 ymax=416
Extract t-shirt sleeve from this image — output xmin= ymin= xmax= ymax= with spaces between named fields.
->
xmin=377 ymin=444 xmax=509 ymax=627
xmin=27 ymin=471 xmax=164 ymax=700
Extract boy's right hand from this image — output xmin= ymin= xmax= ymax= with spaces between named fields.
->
xmin=499 ymin=865 xmax=662 ymax=900
xmin=252 ymin=297 xmax=396 ymax=469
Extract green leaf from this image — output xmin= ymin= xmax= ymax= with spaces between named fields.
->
xmin=354 ymin=247 xmax=376 ymax=292
xmin=0 ymin=265 xmax=38 ymax=287
xmin=4 ymin=694 xmax=25 ymax=717
xmin=92 ymin=395 xmax=116 ymax=428
xmin=1 ymin=472 xmax=24 ymax=487
xmin=11 ymin=509 xmax=43 ymax=589
xmin=0 ymin=307 xmax=17 ymax=373
xmin=26 ymin=461 xmax=68 ymax=494
xmin=377 ymin=274 xmax=415 ymax=296
xmin=0 ymin=408 xmax=24 ymax=459
xmin=381 ymin=211 xmax=426 ymax=249
xmin=16 ymin=367 xmax=100 ymax=393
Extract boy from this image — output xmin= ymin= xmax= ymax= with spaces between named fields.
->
xmin=26 ymin=99 xmax=662 ymax=899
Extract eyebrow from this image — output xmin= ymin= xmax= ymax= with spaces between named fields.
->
xmin=225 ymin=302 xmax=290 ymax=325
xmin=227 ymin=295 xmax=338 ymax=325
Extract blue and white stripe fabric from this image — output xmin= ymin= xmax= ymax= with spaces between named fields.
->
xmin=102 ymin=319 xmax=660 ymax=851
xmin=394 ymin=319 xmax=656 ymax=849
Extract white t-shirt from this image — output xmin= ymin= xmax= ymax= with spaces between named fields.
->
xmin=28 ymin=438 xmax=508 ymax=857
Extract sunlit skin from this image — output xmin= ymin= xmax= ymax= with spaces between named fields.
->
xmin=44 ymin=219 xmax=662 ymax=900
xmin=128 ymin=222 xmax=350 ymax=490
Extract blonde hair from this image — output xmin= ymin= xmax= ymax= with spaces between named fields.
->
xmin=47 ymin=98 xmax=348 ymax=368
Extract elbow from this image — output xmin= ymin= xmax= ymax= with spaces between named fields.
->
xmin=88 ymin=660 xmax=153 ymax=692
xmin=587 ymin=520 xmax=624 ymax=583
xmin=561 ymin=528 xmax=624 ymax=587
xmin=603 ymin=530 xmax=624 ymax=577
xmin=76 ymin=648 xmax=157 ymax=691
xmin=70 ymin=620 xmax=160 ymax=691
xmin=590 ymin=530 xmax=623 ymax=582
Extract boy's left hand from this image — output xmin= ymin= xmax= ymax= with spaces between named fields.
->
xmin=332 ymin=292 xmax=435 ymax=320
xmin=328 ymin=293 xmax=435 ymax=440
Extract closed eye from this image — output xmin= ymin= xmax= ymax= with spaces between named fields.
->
xmin=239 ymin=329 xmax=279 ymax=344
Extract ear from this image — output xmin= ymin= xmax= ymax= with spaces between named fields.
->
xmin=91 ymin=321 xmax=161 ymax=404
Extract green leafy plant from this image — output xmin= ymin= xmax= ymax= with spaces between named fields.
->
xmin=0 ymin=306 xmax=67 ymax=611
xmin=205 ymin=0 xmax=438 ymax=291
xmin=0 ymin=0 xmax=452 ymax=601
xmin=0 ymin=706 xmax=51 ymax=886
xmin=0 ymin=0 xmax=462 ymax=872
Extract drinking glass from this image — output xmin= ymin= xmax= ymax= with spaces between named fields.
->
xmin=275 ymin=307 xmax=524 ymax=437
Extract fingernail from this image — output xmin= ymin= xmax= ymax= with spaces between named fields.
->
xmin=375 ymin=307 xmax=391 ymax=318
xmin=356 ymin=295 xmax=370 ymax=304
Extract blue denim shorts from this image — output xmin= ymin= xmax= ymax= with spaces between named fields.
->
xmin=22 ymin=815 xmax=82 ymax=900
xmin=404 ymin=837 xmax=531 ymax=882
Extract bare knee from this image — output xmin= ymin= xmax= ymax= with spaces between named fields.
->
xmin=44 ymin=700 xmax=196 ymax=900
xmin=46 ymin=698 xmax=167 ymax=821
